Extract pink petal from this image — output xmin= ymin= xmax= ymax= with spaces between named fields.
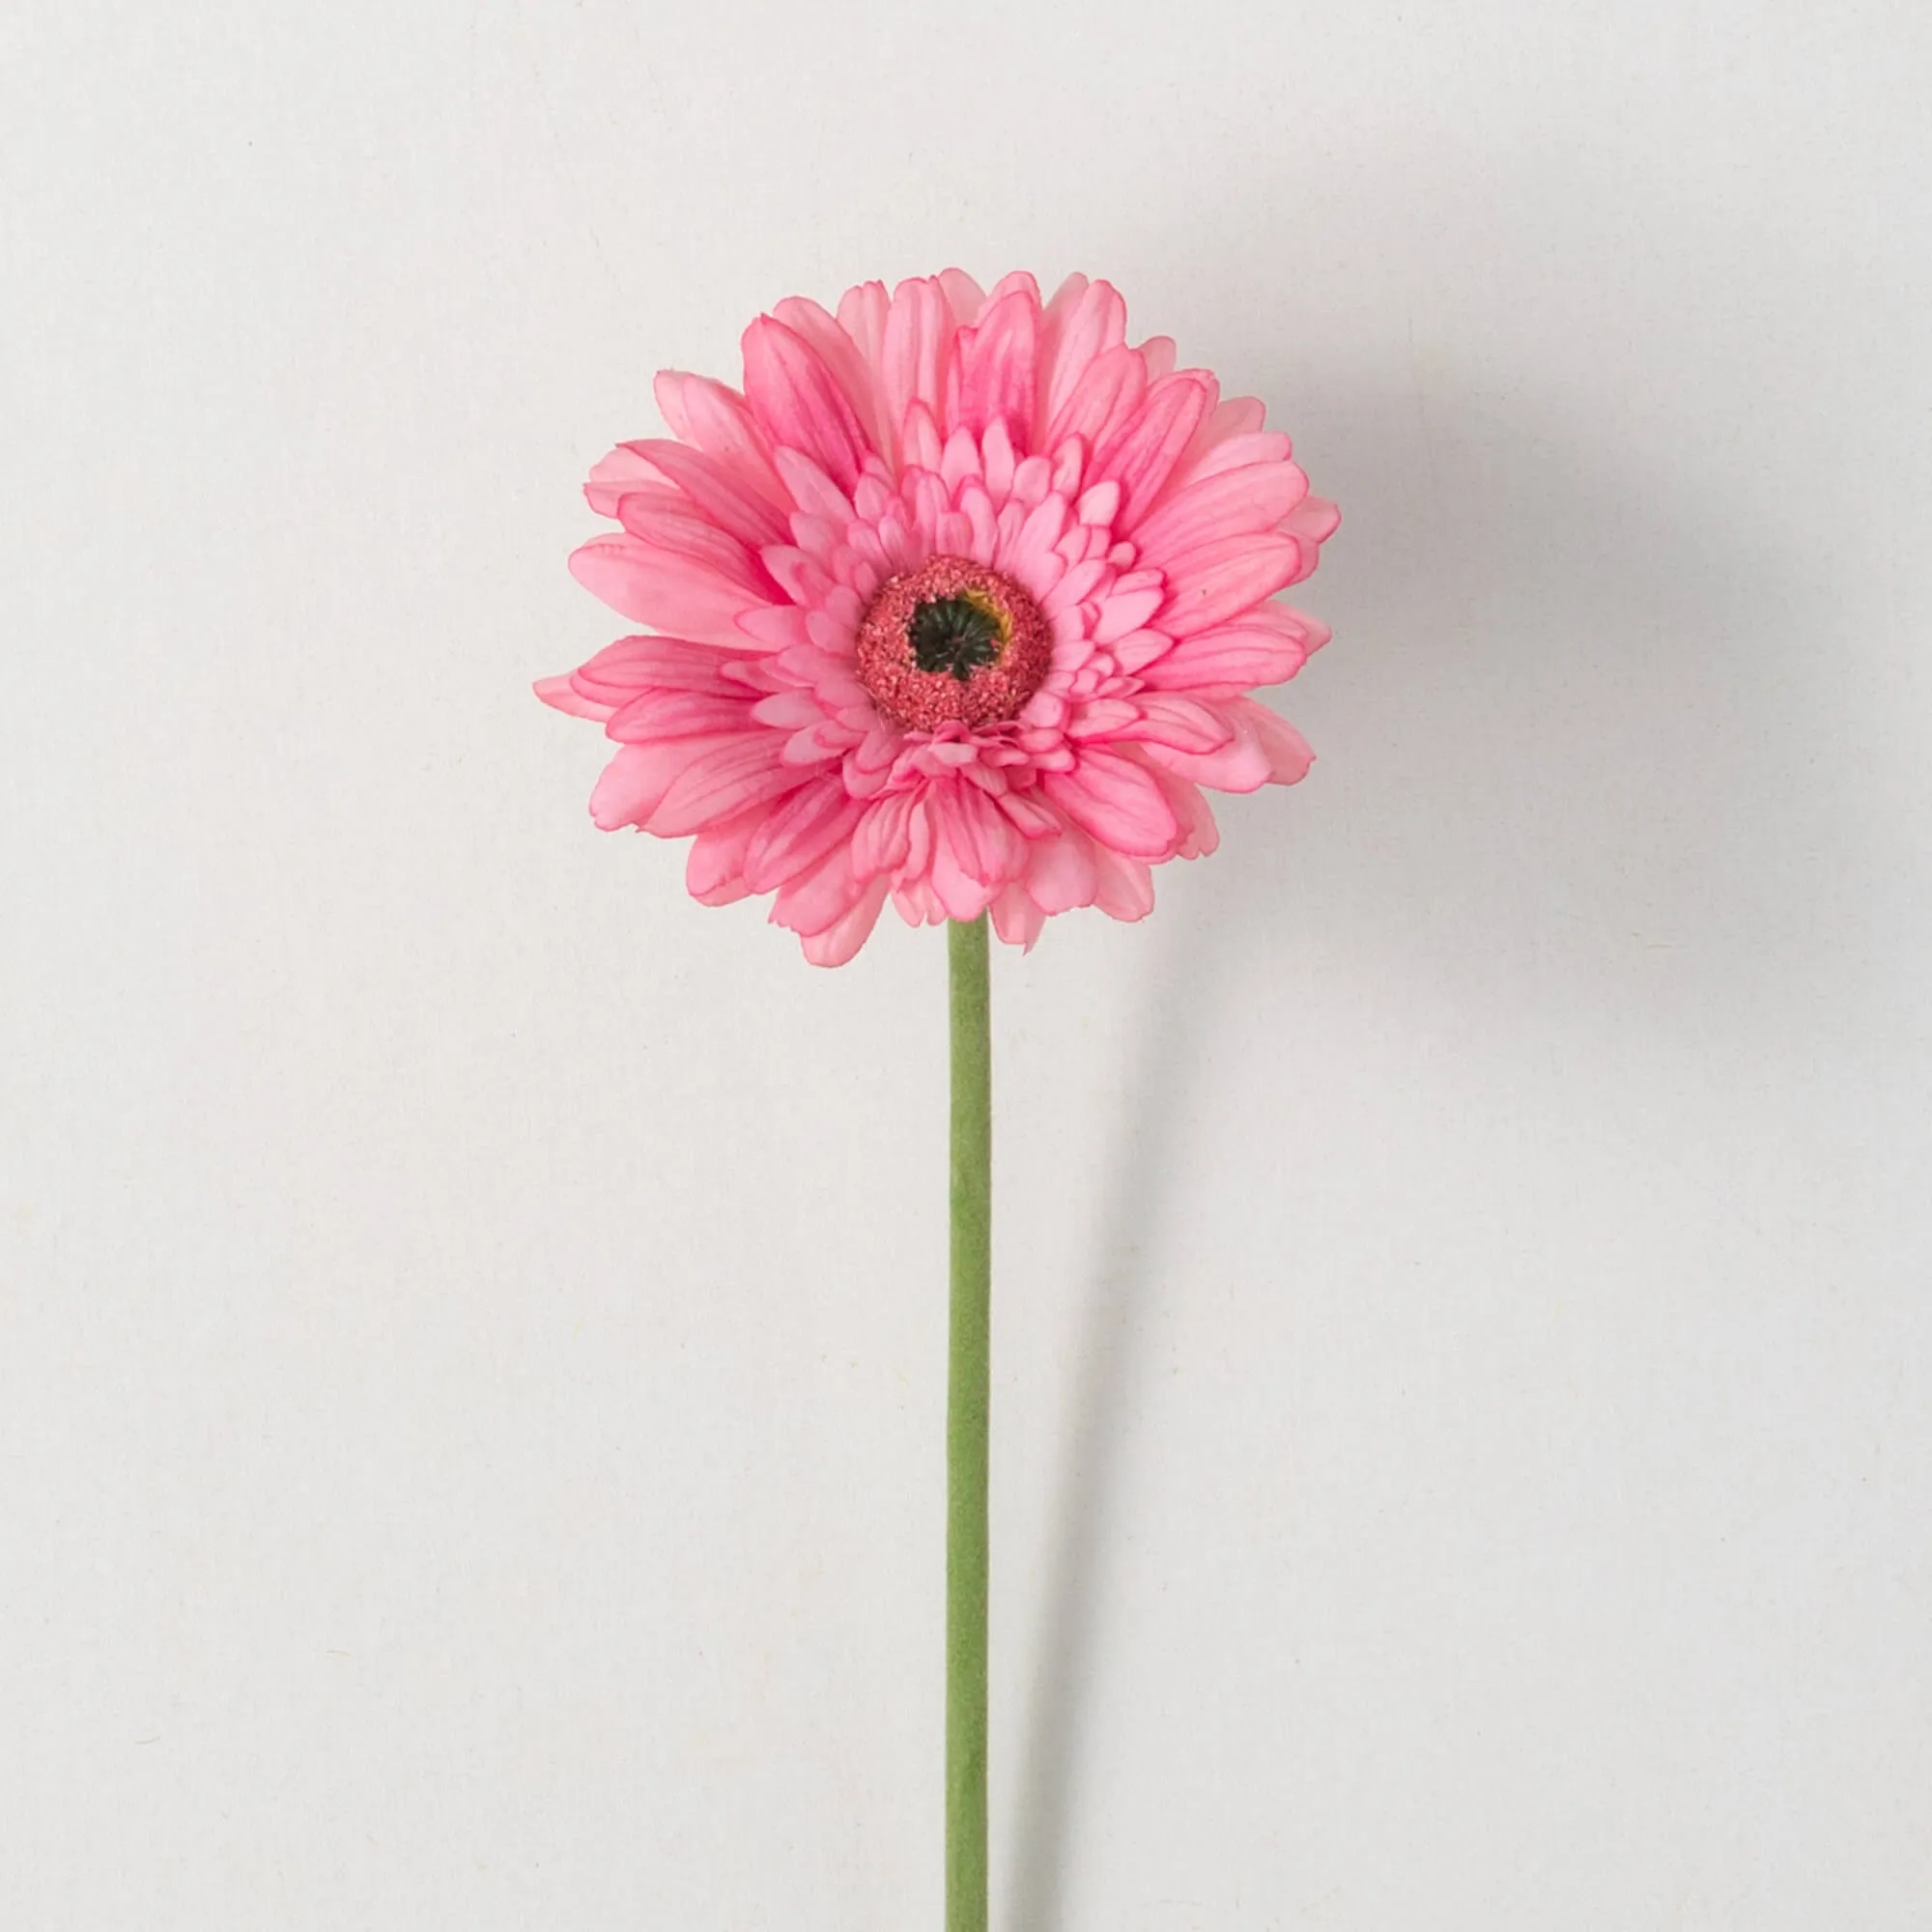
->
xmin=749 ymin=688 xmax=829 ymax=731
xmin=651 ymin=372 xmax=790 ymax=508
xmin=1037 ymin=276 xmax=1127 ymax=432
xmin=771 ymin=294 xmax=886 ymax=456
xmin=1109 ymin=628 xmax=1172 ymax=674
xmin=686 ymin=806 xmax=765 ymax=905
xmin=606 ymin=691 xmax=758 ymax=742
xmin=735 ymin=604 xmax=813 ymax=651
xmin=882 ymin=278 xmax=959 ymax=472
xmin=995 ymin=785 xmax=1060 ymax=838
xmin=1157 ymin=534 xmax=1303 ymax=637
xmin=629 ymin=439 xmax=791 ymax=549
xmin=1137 ymin=335 xmax=1178 ymax=383
xmin=1091 ymin=575 xmax=1167 ymax=643
xmin=1136 ymin=610 xmax=1314 ymax=692
xmin=585 ymin=443 xmax=673 ymax=518
xmin=571 ymin=635 xmax=770 ymax=699
xmin=1040 ymin=746 xmax=1180 ymax=858
xmin=587 ymin=739 xmax=707 ymax=830
xmin=1287 ymin=495 xmax=1342 ymax=543
xmin=938 ymin=268 xmax=990 ymax=327
xmin=1091 ymin=373 xmax=1214 ymax=526
xmin=1132 ymin=705 xmax=1277 ymax=793
xmin=980 ymin=417 xmax=1018 ymax=500
xmin=1155 ymin=394 xmax=1265 ymax=505
xmin=1090 ymin=844 xmax=1156 ymax=921
xmin=611 ymin=499 xmax=771 ymax=596
xmin=646 ymin=734 xmax=804 ymax=837
xmin=834 ymin=279 xmax=891 ymax=382
xmin=534 ymin=673 xmax=616 ymax=723
xmin=801 ymin=874 xmax=891 ymax=966
xmin=1131 ymin=462 xmax=1311 ymax=571
xmin=990 ymin=884 xmax=1046 ymax=950
xmin=936 ymin=781 xmax=1027 ymax=888
xmin=900 ymin=399 xmax=946 ymax=475
xmin=983 ymin=270 xmax=1041 ymax=309
xmin=770 ymin=446 xmax=857 ymax=524
xmin=1043 ymin=345 xmax=1147 ymax=463
xmin=852 ymin=790 xmax=916 ymax=874
xmin=1167 ymin=429 xmax=1294 ymax=491
xmin=1226 ymin=696 xmax=1315 ymax=783
xmin=946 ymin=286 xmax=1040 ymax=449
xmin=741 ymin=315 xmax=871 ymax=493
xmin=1143 ymin=762 xmax=1221 ymax=859
xmin=770 ymin=840 xmax=865 ymax=937
xmin=1022 ymin=824 xmax=1099 ymax=913
xmin=892 ymin=877 xmax=947 ymax=927
xmin=1109 ymin=694 xmax=1236 ymax=754
xmin=568 ymin=535 xmax=767 ymax=646
xmin=741 ymin=781 xmax=864 ymax=892
xmin=1002 ymin=492 xmax=1071 ymax=600
xmin=1065 ymin=697 xmax=1140 ymax=739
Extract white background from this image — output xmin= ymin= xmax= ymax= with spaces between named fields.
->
xmin=4 ymin=1 xmax=1929 ymax=1925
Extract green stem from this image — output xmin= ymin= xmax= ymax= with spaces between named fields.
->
xmin=946 ymin=913 xmax=992 ymax=1932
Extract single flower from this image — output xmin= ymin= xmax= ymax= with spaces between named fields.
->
xmin=538 ymin=270 xmax=1339 ymax=964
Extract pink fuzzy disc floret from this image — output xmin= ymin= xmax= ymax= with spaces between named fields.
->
xmin=538 ymin=270 xmax=1340 ymax=965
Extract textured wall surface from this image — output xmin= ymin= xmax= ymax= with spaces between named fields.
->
xmin=4 ymin=1 xmax=1929 ymax=1924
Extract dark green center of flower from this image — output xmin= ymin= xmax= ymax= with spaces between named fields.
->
xmin=908 ymin=594 xmax=1004 ymax=682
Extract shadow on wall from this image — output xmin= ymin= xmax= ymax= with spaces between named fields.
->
xmin=1002 ymin=203 xmax=1893 ymax=1925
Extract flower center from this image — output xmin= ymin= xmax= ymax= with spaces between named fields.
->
xmin=855 ymin=556 xmax=1053 ymax=732
xmin=908 ymin=594 xmax=1005 ymax=681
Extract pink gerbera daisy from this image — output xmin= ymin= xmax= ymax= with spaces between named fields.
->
xmin=538 ymin=270 xmax=1339 ymax=964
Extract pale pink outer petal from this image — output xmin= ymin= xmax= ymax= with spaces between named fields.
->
xmin=881 ymin=278 xmax=960 ymax=469
xmin=1089 ymin=372 xmax=1215 ymax=526
xmin=924 ymin=781 xmax=1029 ymax=920
xmin=569 ymin=635 xmax=770 ymax=699
xmin=770 ymin=295 xmax=889 ymax=458
xmin=1042 ymin=344 xmax=1148 ymax=458
xmin=946 ymin=286 xmax=1040 ymax=450
xmin=770 ymin=841 xmax=867 ymax=939
xmin=1150 ymin=395 xmax=1268 ymax=513
xmin=686 ymin=807 xmax=765 ymax=905
xmin=1039 ymin=747 xmax=1181 ymax=858
xmin=568 ymin=536 xmax=772 ymax=648
xmin=534 ymin=674 xmax=615 ymax=722
xmin=629 ymin=439 xmax=792 ymax=549
xmin=802 ymin=875 xmax=892 ymax=966
xmin=741 ymin=781 xmax=865 ymax=893
xmin=1090 ymin=844 xmax=1156 ymax=921
xmin=1157 ymin=535 xmax=1304 ymax=637
xmin=584 ymin=442 xmax=672 ymax=517
xmin=1137 ymin=604 xmax=1323 ymax=692
xmin=1227 ymin=696 xmax=1316 ymax=783
xmin=1130 ymin=461 xmax=1311 ymax=569
xmin=651 ymin=372 xmax=791 ymax=509
xmin=1134 ymin=696 xmax=1313 ymax=792
xmin=989 ymin=884 xmax=1047 ymax=951
xmin=741 ymin=316 xmax=872 ymax=491
xmin=646 ymin=735 xmax=803 ymax=838
xmin=1018 ymin=821 xmax=1099 ymax=914
xmin=587 ymin=742 xmax=684 ymax=831
xmin=1149 ymin=766 xmax=1221 ymax=859
xmin=1037 ymin=276 xmax=1127 ymax=431
xmin=606 ymin=691 xmax=757 ymax=741
xmin=937 ymin=268 xmax=990 ymax=327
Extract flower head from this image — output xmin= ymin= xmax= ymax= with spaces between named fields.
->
xmin=538 ymin=270 xmax=1339 ymax=964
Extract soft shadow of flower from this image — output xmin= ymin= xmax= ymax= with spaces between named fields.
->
xmin=1005 ymin=342 xmax=1872 ymax=1927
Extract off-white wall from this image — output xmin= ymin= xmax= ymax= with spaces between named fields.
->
xmin=4 ymin=1 xmax=1929 ymax=1925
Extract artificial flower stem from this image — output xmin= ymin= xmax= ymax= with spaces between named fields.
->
xmin=946 ymin=912 xmax=992 ymax=1932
